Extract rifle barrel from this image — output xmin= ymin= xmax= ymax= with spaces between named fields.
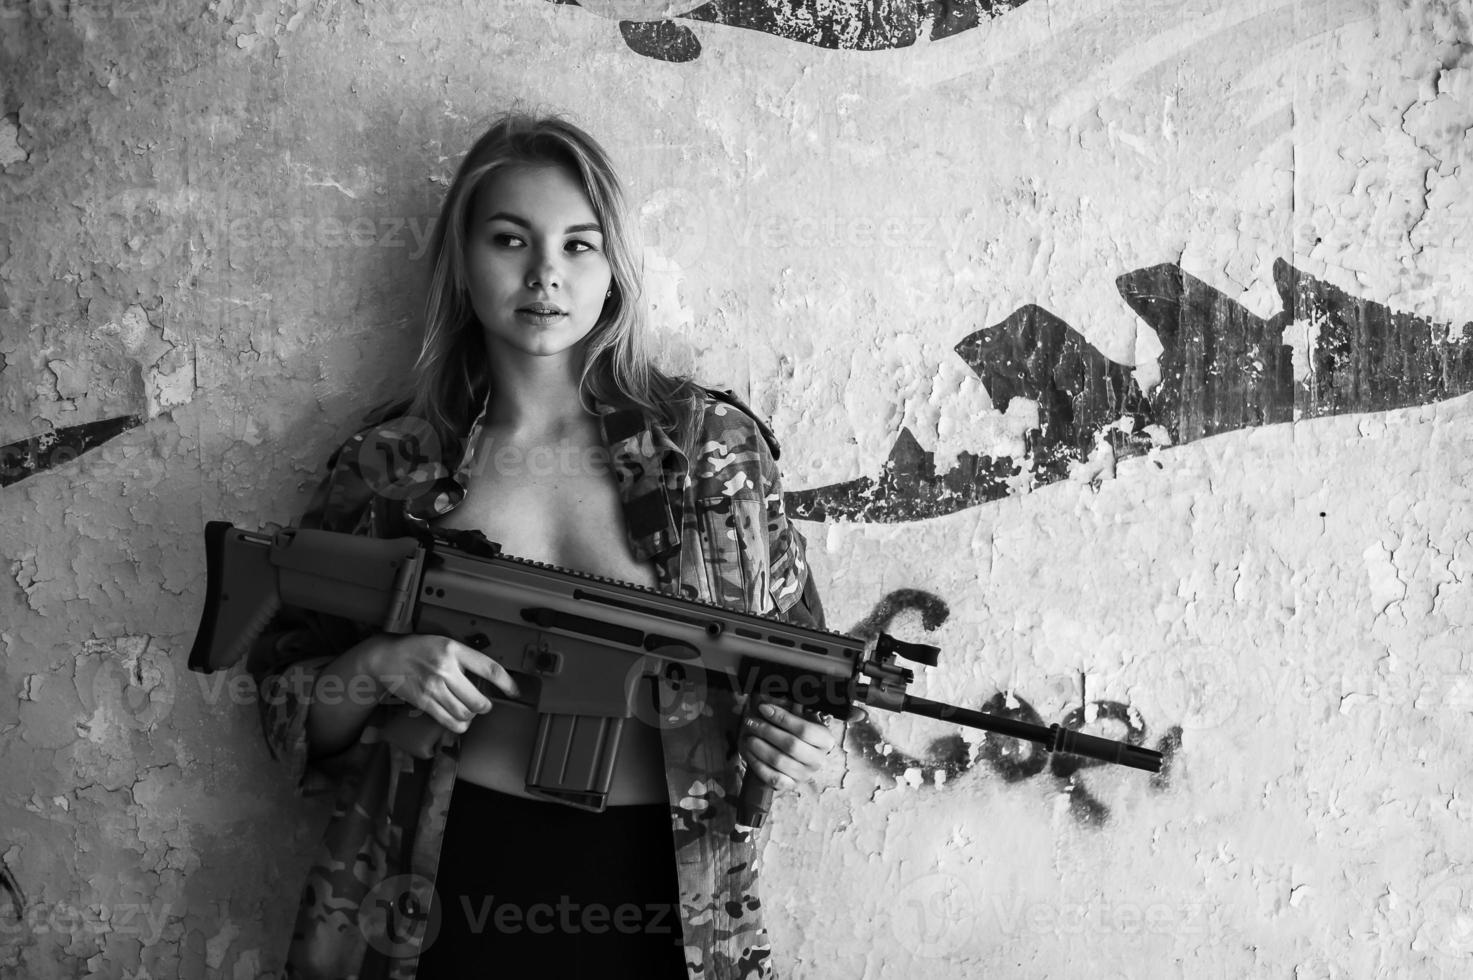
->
xmin=889 ymin=691 xmax=1164 ymax=774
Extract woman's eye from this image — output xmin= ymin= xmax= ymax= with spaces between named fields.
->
xmin=491 ymin=232 xmax=524 ymax=247
xmin=566 ymin=239 xmax=598 ymax=253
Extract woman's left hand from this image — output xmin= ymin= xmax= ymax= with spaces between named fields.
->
xmin=739 ymin=694 xmax=838 ymax=795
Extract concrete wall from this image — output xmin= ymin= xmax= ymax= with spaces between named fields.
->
xmin=2 ymin=0 xmax=1470 ymax=976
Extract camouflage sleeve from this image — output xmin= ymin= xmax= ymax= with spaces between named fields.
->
xmin=245 ymin=431 xmax=378 ymax=797
xmin=755 ymin=418 xmax=827 ymax=632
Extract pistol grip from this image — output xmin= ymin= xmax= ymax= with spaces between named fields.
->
xmin=381 ymin=709 xmax=449 ymax=760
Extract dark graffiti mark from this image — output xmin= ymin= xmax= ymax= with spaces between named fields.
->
xmin=954 ymin=304 xmax=1152 ymax=455
xmin=1118 ymin=263 xmax=1294 ymax=445
xmin=0 ymin=853 xmax=24 ymax=923
xmin=848 ymin=586 xmax=952 ymax=638
xmin=1149 ymin=725 xmax=1182 ymax=793
xmin=1274 ymin=259 xmax=1473 ymax=417
xmin=550 ymin=0 xmax=1034 ymax=63
xmin=1051 ymin=700 xmax=1147 ymax=779
xmin=841 ymin=589 xmax=1180 ymax=825
xmin=786 ymin=427 xmax=1020 ymax=524
xmin=848 ymin=716 xmax=973 ymax=787
xmin=844 ymin=588 xmax=968 ymax=786
xmin=955 ymin=303 xmax=1158 ymax=488
xmin=1052 ymin=700 xmax=1180 ymax=827
xmin=618 ymin=18 xmax=703 ymax=63
xmin=968 ymin=691 xmax=1180 ymax=827
xmin=0 ymin=415 xmax=144 ymax=488
xmin=971 ymin=690 xmax=1048 ymax=783
xmin=788 ymin=259 xmax=1473 ymax=522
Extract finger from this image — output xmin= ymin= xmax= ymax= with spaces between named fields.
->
xmin=419 ymin=675 xmax=476 ymax=730
xmin=404 ymin=687 xmax=468 ymax=733
xmin=744 ymin=718 xmax=828 ymax=784
xmin=456 ymin=644 xmax=520 ymax=700
xmin=739 ymin=737 xmax=797 ymax=793
xmin=743 ymin=714 xmax=825 ymax=772
xmin=428 ymin=696 xmax=472 ymax=732
xmin=757 ymin=695 xmax=837 ymax=747
xmin=746 ymin=728 xmax=826 ymax=786
xmin=746 ymin=704 xmax=831 ymax=767
xmin=441 ymin=663 xmax=497 ymax=716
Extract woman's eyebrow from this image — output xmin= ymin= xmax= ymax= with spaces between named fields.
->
xmin=485 ymin=211 xmax=602 ymax=234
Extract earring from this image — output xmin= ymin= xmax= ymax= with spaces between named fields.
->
xmin=606 ymin=289 xmax=613 ymax=297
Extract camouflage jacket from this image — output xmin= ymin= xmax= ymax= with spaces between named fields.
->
xmin=247 ymin=388 xmax=825 ymax=980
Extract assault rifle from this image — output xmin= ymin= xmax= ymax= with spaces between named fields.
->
xmin=189 ymin=522 xmax=1162 ymax=827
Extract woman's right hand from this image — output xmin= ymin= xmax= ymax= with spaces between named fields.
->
xmin=360 ymin=634 xmax=521 ymax=734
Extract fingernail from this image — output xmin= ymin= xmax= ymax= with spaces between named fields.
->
xmin=760 ymin=703 xmax=778 ymax=720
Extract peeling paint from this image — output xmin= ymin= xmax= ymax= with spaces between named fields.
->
xmin=0 ymin=415 xmax=145 ymax=488
xmin=0 ymin=113 xmax=26 ymax=168
xmin=790 ymin=259 xmax=1473 ymax=523
xmin=559 ymin=0 xmax=1035 ymax=61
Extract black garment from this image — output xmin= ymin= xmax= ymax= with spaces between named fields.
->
xmin=415 ymin=780 xmax=688 ymax=980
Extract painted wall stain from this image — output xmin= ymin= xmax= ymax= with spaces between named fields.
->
xmin=840 ymin=589 xmax=1178 ymax=826
xmin=789 ymin=259 xmax=1473 ymax=522
xmin=0 ymin=854 xmax=25 ymax=924
xmin=0 ymin=416 xmax=144 ymax=488
xmin=551 ymin=0 xmax=1033 ymax=62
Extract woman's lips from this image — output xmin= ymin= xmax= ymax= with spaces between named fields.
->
xmin=515 ymin=308 xmax=567 ymax=324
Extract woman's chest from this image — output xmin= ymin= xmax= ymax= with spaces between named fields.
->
xmin=435 ymin=446 xmax=658 ymax=589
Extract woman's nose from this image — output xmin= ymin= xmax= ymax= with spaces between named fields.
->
xmin=525 ymin=248 xmax=561 ymax=290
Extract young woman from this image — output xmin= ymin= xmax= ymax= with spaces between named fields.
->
xmin=248 ymin=113 xmax=834 ymax=979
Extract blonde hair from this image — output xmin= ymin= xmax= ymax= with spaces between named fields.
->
xmin=379 ymin=112 xmax=702 ymax=458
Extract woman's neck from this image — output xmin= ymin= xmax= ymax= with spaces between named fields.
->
xmin=482 ymin=346 xmax=594 ymax=438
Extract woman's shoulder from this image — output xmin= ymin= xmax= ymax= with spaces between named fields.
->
xmin=688 ymin=386 xmax=782 ymax=461
xmin=304 ymin=406 xmax=456 ymax=532
xmin=682 ymin=387 xmax=788 ymax=501
xmin=321 ymin=414 xmax=439 ymax=480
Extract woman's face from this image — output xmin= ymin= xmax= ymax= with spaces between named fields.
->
xmin=464 ymin=163 xmax=614 ymax=364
